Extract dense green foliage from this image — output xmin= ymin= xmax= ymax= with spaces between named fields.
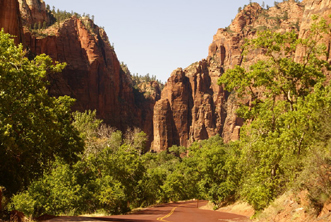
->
xmin=218 ymin=16 xmax=331 ymax=211
xmin=11 ymin=110 xmax=238 ymax=217
xmin=5 ymin=14 xmax=331 ymax=220
xmin=0 ymin=30 xmax=83 ymax=196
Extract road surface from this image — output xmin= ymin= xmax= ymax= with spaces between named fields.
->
xmin=41 ymin=200 xmax=250 ymax=222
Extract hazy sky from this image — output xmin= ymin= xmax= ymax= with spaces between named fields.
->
xmin=45 ymin=0 xmax=285 ymax=82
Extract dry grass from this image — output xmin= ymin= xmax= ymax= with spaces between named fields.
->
xmin=218 ymin=201 xmax=255 ymax=218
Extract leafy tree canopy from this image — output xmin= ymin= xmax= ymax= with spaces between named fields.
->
xmin=0 ymin=29 xmax=83 ymax=195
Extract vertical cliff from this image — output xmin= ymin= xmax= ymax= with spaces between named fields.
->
xmin=25 ymin=17 xmax=135 ymax=129
xmin=152 ymin=1 xmax=306 ymax=151
xmin=0 ymin=0 xmax=157 ymax=147
xmin=152 ymin=57 xmax=232 ymax=151
xmin=18 ymin=0 xmax=54 ymax=27
xmin=26 ymin=17 xmax=159 ymax=139
xmin=0 ymin=0 xmax=24 ymax=44
xmin=2 ymin=0 xmax=331 ymax=152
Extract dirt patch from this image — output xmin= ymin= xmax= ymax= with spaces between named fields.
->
xmin=218 ymin=202 xmax=255 ymax=218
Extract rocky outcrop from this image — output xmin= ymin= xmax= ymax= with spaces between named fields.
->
xmin=24 ymin=17 xmax=151 ymax=133
xmin=0 ymin=0 xmax=24 ymax=44
xmin=18 ymin=0 xmax=54 ymax=27
xmin=152 ymin=59 xmax=232 ymax=151
xmin=296 ymin=0 xmax=331 ymax=66
xmin=152 ymin=1 xmax=307 ymax=151
xmin=210 ymin=2 xmax=304 ymax=71
xmin=153 ymin=99 xmax=176 ymax=151
xmin=134 ymin=81 xmax=162 ymax=150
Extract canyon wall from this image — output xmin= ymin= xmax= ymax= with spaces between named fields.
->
xmin=0 ymin=0 xmax=24 ymax=44
xmin=0 ymin=0 xmax=157 ymax=148
xmin=152 ymin=60 xmax=231 ymax=151
xmin=2 ymin=0 xmax=331 ymax=151
xmin=152 ymin=1 xmax=306 ymax=151
xmin=18 ymin=0 xmax=54 ymax=27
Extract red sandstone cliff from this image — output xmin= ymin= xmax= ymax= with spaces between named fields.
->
xmin=0 ymin=0 xmax=24 ymax=44
xmin=152 ymin=57 xmax=235 ymax=151
xmin=25 ymin=17 xmax=137 ymax=128
xmin=18 ymin=0 xmax=54 ymax=27
xmin=0 ymin=0 xmax=156 ymax=148
xmin=25 ymin=17 xmax=157 ymax=142
xmin=152 ymin=1 xmax=307 ymax=151
xmin=2 ymin=0 xmax=331 ymax=152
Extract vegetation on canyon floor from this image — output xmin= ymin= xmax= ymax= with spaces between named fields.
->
xmin=1 ymin=11 xmax=331 ymax=222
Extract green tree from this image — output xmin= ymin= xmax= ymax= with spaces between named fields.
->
xmin=0 ymin=29 xmax=83 ymax=195
xmin=188 ymin=136 xmax=240 ymax=205
xmin=219 ymin=17 xmax=330 ymax=116
xmin=12 ymin=158 xmax=84 ymax=217
xmin=72 ymin=110 xmax=102 ymax=141
xmin=218 ymin=16 xmax=331 ymax=210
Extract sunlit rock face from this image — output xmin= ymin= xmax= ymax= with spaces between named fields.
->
xmin=18 ymin=0 xmax=54 ymax=27
xmin=24 ymin=16 xmax=159 ymax=142
xmin=152 ymin=1 xmax=310 ymax=151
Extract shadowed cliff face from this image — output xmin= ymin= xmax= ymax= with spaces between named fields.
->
xmin=24 ymin=17 xmax=158 ymax=142
xmin=0 ymin=0 xmax=24 ymax=44
xmin=152 ymin=59 xmax=236 ymax=152
xmin=0 ymin=0 xmax=157 ymax=148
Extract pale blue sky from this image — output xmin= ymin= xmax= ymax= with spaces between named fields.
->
xmin=45 ymin=0 xmax=289 ymax=82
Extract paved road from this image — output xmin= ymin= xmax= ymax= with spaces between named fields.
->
xmin=41 ymin=200 xmax=250 ymax=222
